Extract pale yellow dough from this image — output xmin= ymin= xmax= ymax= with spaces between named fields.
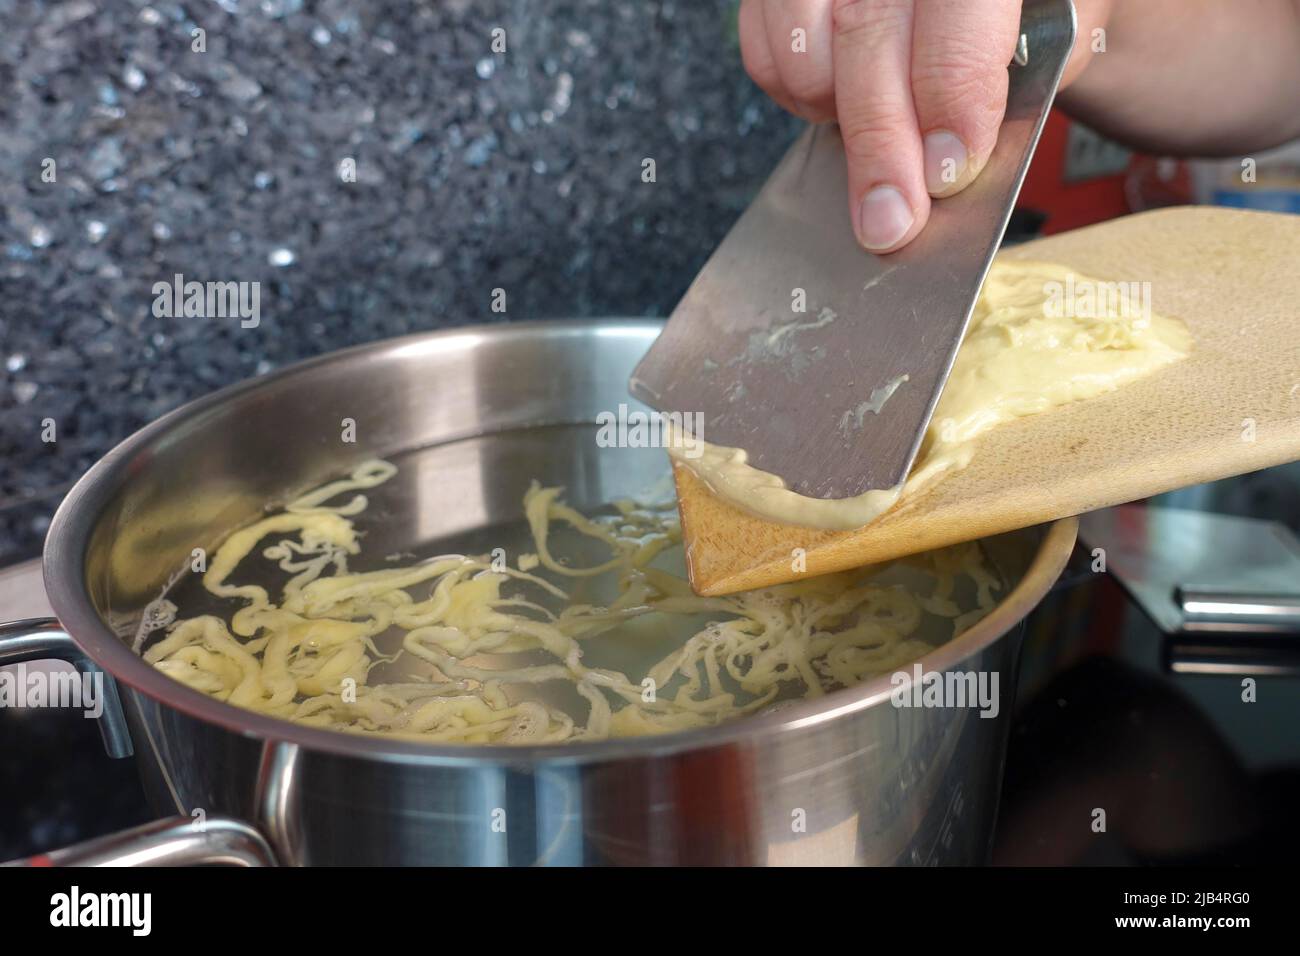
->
xmin=669 ymin=260 xmax=1192 ymax=530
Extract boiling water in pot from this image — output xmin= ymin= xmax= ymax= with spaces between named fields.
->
xmin=145 ymin=423 xmax=1004 ymax=742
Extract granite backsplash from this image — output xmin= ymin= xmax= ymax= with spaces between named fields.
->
xmin=0 ymin=0 xmax=797 ymax=562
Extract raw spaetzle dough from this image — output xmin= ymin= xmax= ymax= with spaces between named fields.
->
xmin=671 ymin=260 xmax=1192 ymax=530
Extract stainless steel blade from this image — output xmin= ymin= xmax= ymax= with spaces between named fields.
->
xmin=631 ymin=0 xmax=1077 ymax=501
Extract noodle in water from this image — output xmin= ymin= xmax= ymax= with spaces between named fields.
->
xmin=143 ymin=460 xmax=1001 ymax=743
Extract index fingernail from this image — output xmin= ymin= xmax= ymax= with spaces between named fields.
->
xmin=857 ymin=186 xmax=914 ymax=251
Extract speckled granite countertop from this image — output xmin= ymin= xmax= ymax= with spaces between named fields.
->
xmin=0 ymin=0 xmax=797 ymax=562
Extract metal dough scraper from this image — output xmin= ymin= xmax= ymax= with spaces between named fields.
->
xmin=631 ymin=0 xmax=1076 ymax=502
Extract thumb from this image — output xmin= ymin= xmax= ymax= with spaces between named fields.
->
xmin=909 ymin=0 xmax=1022 ymax=198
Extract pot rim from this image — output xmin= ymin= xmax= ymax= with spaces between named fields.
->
xmin=43 ymin=319 xmax=1079 ymax=766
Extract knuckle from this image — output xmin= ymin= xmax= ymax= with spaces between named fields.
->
xmin=740 ymin=44 xmax=781 ymax=91
xmin=781 ymin=68 xmax=834 ymax=107
xmin=911 ymin=24 xmax=1012 ymax=98
xmin=839 ymin=104 xmax=912 ymax=161
xmin=832 ymin=0 xmax=911 ymax=43
xmin=912 ymin=58 xmax=1007 ymax=117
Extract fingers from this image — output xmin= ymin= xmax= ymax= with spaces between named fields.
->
xmin=747 ymin=0 xmax=1029 ymax=252
xmin=761 ymin=0 xmax=837 ymax=122
xmin=910 ymin=0 xmax=1021 ymax=197
xmin=832 ymin=0 xmax=929 ymax=252
xmin=739 ymin=0 xmax=797 ymax=114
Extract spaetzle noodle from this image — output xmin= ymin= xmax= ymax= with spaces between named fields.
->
xmin=143 ymin=460 xmax=1001 ymax=743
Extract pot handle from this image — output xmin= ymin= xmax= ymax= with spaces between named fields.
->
xmin=0 ymin=619 xmax=279 ymax=866
xmin=7 ymin=816 xmax=277 ymax=867
xmin=0 ymin=617 xmax=133 ymax=758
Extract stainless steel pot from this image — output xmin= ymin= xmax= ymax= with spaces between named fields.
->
xmin=0 ymin=320 xmax=1077 ymax=866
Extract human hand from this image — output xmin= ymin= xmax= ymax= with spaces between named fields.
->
xmin=739 ymin=0 xmax=1104 ymax=252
